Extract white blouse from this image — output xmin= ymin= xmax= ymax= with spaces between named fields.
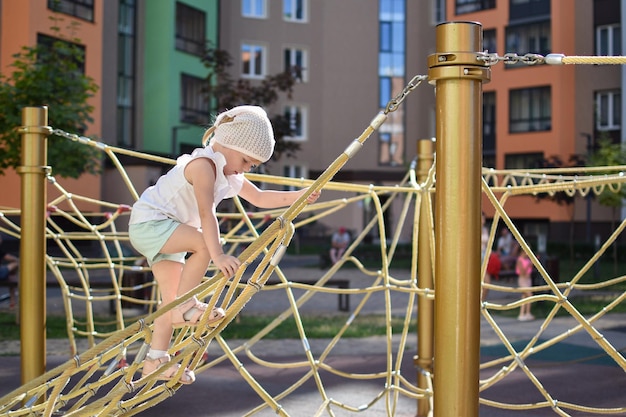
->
xmin=129 ymin=146 xmax=244 ymax=228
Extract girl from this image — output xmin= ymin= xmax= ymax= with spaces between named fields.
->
xmin=516 ymin=250 xmax=534 ymax=321
xmin=129 ymin=106 xmax=320 ymax=384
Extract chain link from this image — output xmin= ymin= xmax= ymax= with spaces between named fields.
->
xmin=384 ymin=74 xmax=428 ymax=114
xmin=479 ymin=52 xmax=546 ymax=66
xmin=51 ymin=128 xmax=81 ymax=141
xmin=51 ymin=128 xmax=98 ymax=146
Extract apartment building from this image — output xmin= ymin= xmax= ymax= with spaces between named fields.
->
xmin=0 ymin=0 xmax=220 ymax=211
xmin=0 ymin=0 xmax=107 ymax=210
xmin=451 ymin=0 xmax=622 ymax=243
xmin=219 ymin=0 xmax=438 ymax=239
xmin=0 ymin=0 xmax=623 ymax=244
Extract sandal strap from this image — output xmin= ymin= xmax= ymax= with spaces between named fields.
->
xmin=176 ymin=296 xmax=207 ymax=312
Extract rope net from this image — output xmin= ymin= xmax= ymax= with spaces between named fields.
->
xmin=0 ymin=60 xmax=624 ymax=415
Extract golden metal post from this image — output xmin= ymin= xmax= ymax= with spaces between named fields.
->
xmin=428 ymin=22 xmax=490 ymax=417
xmin=416 ymin=138 xmax=435 ymax=417
xmin=17 ymin=107 xmax=50 ymax=384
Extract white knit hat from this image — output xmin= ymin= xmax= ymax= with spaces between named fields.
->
xmin=208 ymin=106 xmax=275 ymax=162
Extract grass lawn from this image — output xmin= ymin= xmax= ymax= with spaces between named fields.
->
xmin=0 ymin=258 xmax=623 ymax=342
xmin=0 ymin=312 xmax=416 ymax=341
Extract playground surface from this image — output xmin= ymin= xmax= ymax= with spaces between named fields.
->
xmin=0 ymin=256 xmax=625 ymax=416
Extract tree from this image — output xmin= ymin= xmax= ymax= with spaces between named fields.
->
xmin=201 ymin=44 xmax=301 ymax=162
xmin=589 ymin=137 xmax=626 ymax=272
xmin=0 ymin=19 xmax=100 ymax=178
xmin=534 ymin=153 xmax=586 ymax=260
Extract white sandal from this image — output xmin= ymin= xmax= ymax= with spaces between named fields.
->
xmin=141 ymin=354 xmax=195 ymax=385
xmin=171 ymin=296 xmax=225 ymax=328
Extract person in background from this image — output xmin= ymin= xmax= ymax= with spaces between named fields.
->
xmin=497 ymin=227 xmax=518 ymax=270
xmin=0 ymin=235 xmax=18 ymax=308
xmin=129 ymin=106 xmax=320 ymax=384
xmin=497 ymin=227 xmax=514 ymax=257
xmin=481 ymin=212 xmax=493 ymax=300
xmin=329 ymin=227 xmax=350 ymax=265
xmin=516 ymin=250 xmax=535 ymax=321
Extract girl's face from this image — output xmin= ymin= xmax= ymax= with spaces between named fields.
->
xmin=220 ymin=147 xmax=262 ymax=176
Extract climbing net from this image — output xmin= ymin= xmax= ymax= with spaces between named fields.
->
xmin=0 ymin=53 xmax=625 ymax=416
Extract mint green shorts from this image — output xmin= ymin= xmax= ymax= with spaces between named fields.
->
xmin=129 ymin=219 xmax=186 ymax=266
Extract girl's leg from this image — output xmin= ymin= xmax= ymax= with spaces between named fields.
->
xmin=158 ymin=224 xmax=224 ymax=327
xmin=482 ymin=273 xmax=491 ymax=301
xmin=150 ymin=260 xmax=182 ymax=351
xmin=524 ymin=290 xmax=533 ymax=317
xmin=143 ymin=260 xmax=196 ymax=384
xmin=159 ymin=224 xmax=211 ymax=296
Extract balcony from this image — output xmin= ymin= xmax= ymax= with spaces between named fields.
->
xmin=455 ymin=0 xmax=496 ymax=15
xmin=509 ymin=0 xmax=550 ymax=22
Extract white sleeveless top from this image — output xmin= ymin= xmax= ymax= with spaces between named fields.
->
xmin=129 ymin=146 xmax=244 ymax=228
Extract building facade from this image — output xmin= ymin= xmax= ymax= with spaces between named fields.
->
xmin=0 ymin=0 xmax=623 ymax=244
xmin=218 ymin=0 xmax=438 ymax=240
xmin=452 ymin=0 xmax=622 ymax=244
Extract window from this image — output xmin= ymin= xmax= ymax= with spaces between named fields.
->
xmin=379 ymin=0 xmax=405 ymax=166
xmin=180 ymin=74 xmax=208 ymax=125
xmin=175 ymin=2 xmax=206 ymax=56
xmin=504 ymin=152 xmax=544 ymax=169
xmin=506 ymin=21 xmax=551 ymax=58
xmin=48 ymin=0 xmax=94 ymax=21
xmin=597 ymin=24 xmax=621 ymax=56
xmin=241 ymin=43 xmax=266 ymax=78
xmin=433 ymin=0 xmax=446 ymax=24
xmin=596 ymin=90 xmax=621 ymax=131
xmin=283 ymin=165 xmax=307 ymax=191
xmin=242 ymin=0 xmax=267 ymax=18
xmin=509 ymin=87 xmax=551 ymax=133
xmin=284 ymin=47 xmax=308 ymax=82
xmin=283 ymin=0 xmax=307 ymax=22
xmin=455 ymin=0 xmax=495 ymax=15
xmin=483 ymin=29 xmax=497 ymax=53
xmin=284 ymin=105 xmax=307 ymax=140
xmin=509 ymin=0 xmax=550 ymax=21
xmin=117 ymin=0 xmax=136 ymax=148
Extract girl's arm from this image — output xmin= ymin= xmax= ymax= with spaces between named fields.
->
xmin=238 ymin=178 xmax=320 ymax=208
xmin=186 ymin=158 xmax=241 ymax=277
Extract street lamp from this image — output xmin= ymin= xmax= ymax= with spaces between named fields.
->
xmin=581 ymin=132 xmax=593 ymax=243
xmin=582 ymin=132 xmax=600 ymax=279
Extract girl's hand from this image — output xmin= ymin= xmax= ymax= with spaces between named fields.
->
xmin=213 ymin=253 xmax=241 ymax=278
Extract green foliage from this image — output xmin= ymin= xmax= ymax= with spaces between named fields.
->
xmin=589 ymin=137 xmax=626 ymax=207
xmin=534 ymin=153 xmax=586 ymax=205
xmin=201 ymin=44 xmax=301 ymax=162
xmin=0 ymin=20 xmax=100 ymax=178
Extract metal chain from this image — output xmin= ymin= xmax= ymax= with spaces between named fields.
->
xmin=385 ymin=74 xmax=429 ymax=114
xmin=51 ymin=128 xmax=86 ymax=142
xmin=479 ymin=52 xmax=546 ymax=66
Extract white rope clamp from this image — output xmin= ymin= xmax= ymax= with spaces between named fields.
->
xmin=544 ymin=53 xmax=565 ymax=65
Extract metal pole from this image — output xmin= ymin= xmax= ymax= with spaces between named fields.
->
xmin=428 ymin=22 xmax=490 ymax=417
xmin=416 ymin=138 xmax=435 ymax=417
xmin=17 ymin=107 xmax=50 ymax=384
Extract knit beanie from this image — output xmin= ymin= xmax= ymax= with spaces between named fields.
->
xmin=207 ymin=106 xmax=275 ymax=162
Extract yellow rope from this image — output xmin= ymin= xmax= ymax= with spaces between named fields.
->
xmin=561 ymin=55 xmax=626 ymax=65
xmin=3 ymin=102 xmax=626 ymax=414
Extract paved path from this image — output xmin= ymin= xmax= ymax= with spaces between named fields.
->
xmin=0 ymin=256 xmax=625 ymax=416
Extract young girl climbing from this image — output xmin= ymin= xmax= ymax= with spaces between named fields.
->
xmin=129 ymin=105 xmax=320 ymax=384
